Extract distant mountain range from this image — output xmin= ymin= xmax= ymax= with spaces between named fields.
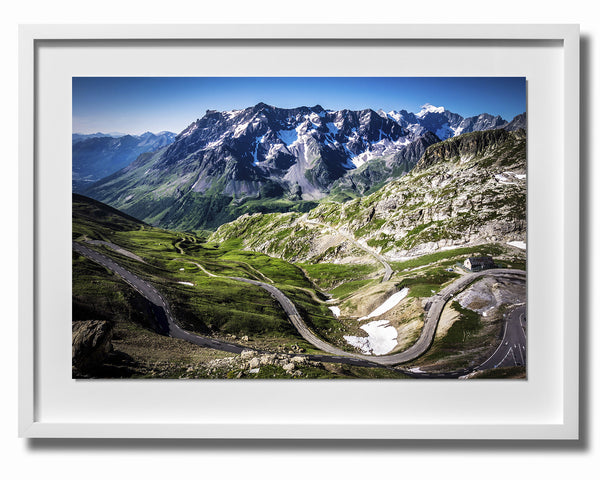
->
xmin=80 ymin=103 xmax=526 ymax=230
xmin=72 ymin=132 xmax=129 ymax=144
xmin=72 ymin=131 xmax=176 ymax=192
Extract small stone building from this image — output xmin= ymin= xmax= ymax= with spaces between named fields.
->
xmin=464 ymin=256 xmax=495 ymax=272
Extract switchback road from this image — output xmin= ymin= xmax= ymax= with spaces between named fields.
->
xmin=73 ymin=241 xmax=525 ymax=369
xmin=73 ymin=241 xmax=381 ymax=368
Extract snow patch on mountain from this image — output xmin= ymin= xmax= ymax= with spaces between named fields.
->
xmin=279 ymin=128 xmax=299 ymax=146
xmin=180 ymin=123 xmax=198 ymax=138
xmin=417 ymin=104 xmax=446 ymax=117
xmin=435 ymin=123 xmax=454 ymax=140
xmin=507 ymin=240 xmax=526 ymax=250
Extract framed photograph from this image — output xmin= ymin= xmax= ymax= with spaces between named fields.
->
xmin=19 ymin=24 xmax=579 ymax=438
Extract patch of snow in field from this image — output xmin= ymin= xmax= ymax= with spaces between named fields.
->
xmin=409 ymin=367 xmax=425 ymax=373
xmin=328 ymin=306 xmax=341 ymax=317
xmin=358 ymin=288 xmax=409 ymax=321
xmin=179 ymin=268 xmax=185 ymax=271
xmin=178 ymin=281 xmax=194 ymax=286
xmin=344 ymin=320 xmax=398 ymax=355
xmin=507 ymin=240 xmax=526 ymax=250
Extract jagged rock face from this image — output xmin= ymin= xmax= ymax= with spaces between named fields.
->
xmin=386 ymin=105 xmax=508 ymax=140
xmin=330 ymin=131 xmax=441 ymax=197
xmin=72 ymin=320 xmax=114 ymax=376
xmin=83 ymin=102 xmax=525 ymax=231
xmin=211 ymin=129 xmax=527 ymax=261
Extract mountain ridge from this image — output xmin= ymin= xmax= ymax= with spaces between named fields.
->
xmin=210 ymin=128 xmax=527 ymax=260
xmin=82 ymin=103 xmax=525 ymax=231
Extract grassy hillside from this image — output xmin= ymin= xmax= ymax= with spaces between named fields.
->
xmin=73 ymin=195 xmax=389 ymax=371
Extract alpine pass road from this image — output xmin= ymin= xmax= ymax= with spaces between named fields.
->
xmin=478 ymin=303 xmax=527 ymax=370
xmin=73 ymin=241 xmax=382 ymax=368
xmin=73 ymin=241 xmax=525 ymax=369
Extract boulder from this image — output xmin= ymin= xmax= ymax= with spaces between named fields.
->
xmin=72 ymin=320 xmax=113 ymax=376
xmin=249 ymin=357 xmax=260 ymax=369
xmin=282 ymin=362 xmax=295 ymax=373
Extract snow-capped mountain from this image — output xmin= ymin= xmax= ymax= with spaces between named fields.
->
xmin=83 ymin=103 xmax=524 ymax=230
xmin=380 ymin=104 xmax=509 ymax=140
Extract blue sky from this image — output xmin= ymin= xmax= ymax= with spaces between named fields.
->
xmin=73 ymin=77 xmax=526 ymax=135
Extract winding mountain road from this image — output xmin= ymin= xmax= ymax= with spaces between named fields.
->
xmin=73 ymin=241 xmax=381 ymax=368
xmin=73 ymin=241 xmax=526 ymax=369
xmin=73 ymin=242 xmax=246 ymax=354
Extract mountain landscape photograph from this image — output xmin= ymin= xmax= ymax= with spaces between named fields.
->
xmin=72 ymin=77 xmax=527 ymax=379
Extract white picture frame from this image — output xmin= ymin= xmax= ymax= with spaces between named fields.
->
xmin=19 ymin=24 xmax=580 ymax=439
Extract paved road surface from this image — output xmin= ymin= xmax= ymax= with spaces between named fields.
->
xmin=85 ymin=239 xmax=147 ymax=263
xmin=73 ymin=242 xmax=246 ymax=354
xmin=477 ymin=303 xmax=527 ymax=370
xmin=73 ymin=241 xmax=525 ymax=369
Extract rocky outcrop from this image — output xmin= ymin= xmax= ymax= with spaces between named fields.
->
xmin=205 ymin=350 xmax=312 ymax=377
xmin=72 ymin=320 xmax=114 ymax=376
xmin=212 ymin=129 xmax=527 ymax=261
xmin=414 ymin=129 xmax=516 ymax=171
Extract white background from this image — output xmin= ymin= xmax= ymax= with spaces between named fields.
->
xmin=35 ymin=38 xmax=565 ymax=433
xmin=1 ymin=1 xmax=598 ymax=478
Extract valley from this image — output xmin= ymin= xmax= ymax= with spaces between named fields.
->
xmin=72 ymin=97 xmax=527 ymax=380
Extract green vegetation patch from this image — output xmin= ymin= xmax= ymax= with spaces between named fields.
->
xmin=397 ymin=268 xmax=460 ymax=298
xmin=329 ymin=279 xmax=377 ymax=299
xmin=299 ymin=262 xmax=379 ymax=291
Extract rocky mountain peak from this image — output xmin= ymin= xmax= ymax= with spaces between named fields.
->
xmin=83 ymin=104 xmax=526 ymax=231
